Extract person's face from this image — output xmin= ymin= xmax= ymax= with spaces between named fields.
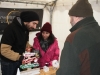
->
xmin=69 ymin=16 xmax=81 ymax=26
xmin=42 ymin=31 xmax=50 ymax=40
xmin=24 ymin=21 xmax=39 ymax=31
xmin=70 ymin=16 xmax=76 ymax=26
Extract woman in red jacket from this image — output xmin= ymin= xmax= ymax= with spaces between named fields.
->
xmin=33 ymin=22 xmax=60 ymax=67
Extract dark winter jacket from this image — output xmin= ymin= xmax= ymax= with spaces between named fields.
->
xmin=0 ymin=17 xmax=29 ymax=62
xmin=57 ymin=16 xmax=100 ymax=75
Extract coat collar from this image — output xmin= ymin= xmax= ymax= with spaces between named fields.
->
xmin=70 ymin=16 xmax=97 ymax=32
xmin=12 ymin=17 xmax=29 ymax=31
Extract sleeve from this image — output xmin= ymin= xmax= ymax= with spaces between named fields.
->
xmin=53 ymin=39 xmax=60 ymax=60
xmin=56 ymin=41 xmax=80 ymax=75
xmin=33 ymin=37 xmax=39 ymax=50
xmin=1 ymin=26 xmax=24 ymax=61
xmin=33 ymin=37 xmax=42 ymax=58
xmin=49 ymin=39 xmax=60 ymax=66
xmin=1 ymin=26 xmax=15 ymax=45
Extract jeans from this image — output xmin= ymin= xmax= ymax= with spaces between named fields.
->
xmin=1 ymin=59 xmax=21 ymax=75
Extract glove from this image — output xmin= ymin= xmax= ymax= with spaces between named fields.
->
xmin=52 ymin=60 xmax=59 ymax=68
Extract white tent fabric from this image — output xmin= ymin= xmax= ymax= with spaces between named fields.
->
xmin=0 ymin=0 xmax=100 ymax=12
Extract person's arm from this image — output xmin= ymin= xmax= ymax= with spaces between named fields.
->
xmin=1 ymin=26 xmax=24 ymax=62
xmin=26 ymin=41 xmax=32 ymax=48
xmin=48 ymin=39 xmax=60 ymax=66
xmin=1 ymin=44 xmax=23 ymax=61
xmin=56 ymin=41 xmax=80 ymax=75
xmin=33 ymin=37 xmax=42 ymax=58
xmin=33 ymin=37 xmax=39 ymax=50
xmin=52 ymin=39 xmax=59 ymax=60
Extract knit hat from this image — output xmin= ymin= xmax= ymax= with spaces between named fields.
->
xmin=68 ymin=0 xmax=93 ymax=17
xmin=20 ymin=11 xmax=39 ymax=22
xmin=41 ymin=22 xmax=52 ymax=33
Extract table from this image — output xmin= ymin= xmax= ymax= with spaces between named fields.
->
xmin=20 ymin=67 xmax=58 ymax=75
xmin=39 ymin=67 xmax=57 ymax=75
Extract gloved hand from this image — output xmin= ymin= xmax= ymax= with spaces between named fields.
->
xmin=52 ymin=60 xmax=59 ymax=68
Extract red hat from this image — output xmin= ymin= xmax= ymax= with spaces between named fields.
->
xmin=41 ymin=22 xmax=52 ymax=33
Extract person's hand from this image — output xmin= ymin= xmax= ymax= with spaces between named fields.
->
xmin=26 ymin=47 xmax=32 ymax=52
xmin=52 ymin=60 xmax=59 ymax=68
xmin=22 ymin=59 xmax=26 ymax=64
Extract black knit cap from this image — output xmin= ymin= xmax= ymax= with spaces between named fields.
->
xmin=68 ymin=0 xmax=93 ymax=17
xmin=20 ymin=11 xmax=39 ymax=22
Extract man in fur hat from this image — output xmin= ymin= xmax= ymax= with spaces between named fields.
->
xmin=57 ymin=0 xmax=100 ymax=75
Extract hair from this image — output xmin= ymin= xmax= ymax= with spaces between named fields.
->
xmin=37 ymin=32 xmax=55 ymax=47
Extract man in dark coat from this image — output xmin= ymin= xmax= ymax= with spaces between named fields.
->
xmin=56 ymin=0 xmax=100 ymax=75
xmin=0 ymin=11 xmax=39 ymax=75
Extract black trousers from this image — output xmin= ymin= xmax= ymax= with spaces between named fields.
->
xmin=1 ymin=59 xmax=21 ymax=75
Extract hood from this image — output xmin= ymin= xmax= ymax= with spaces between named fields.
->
xmin=12 ymin=16 xmax=29 ymax=31
xmin=36 ymin=32 xmax=41 ymax=37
